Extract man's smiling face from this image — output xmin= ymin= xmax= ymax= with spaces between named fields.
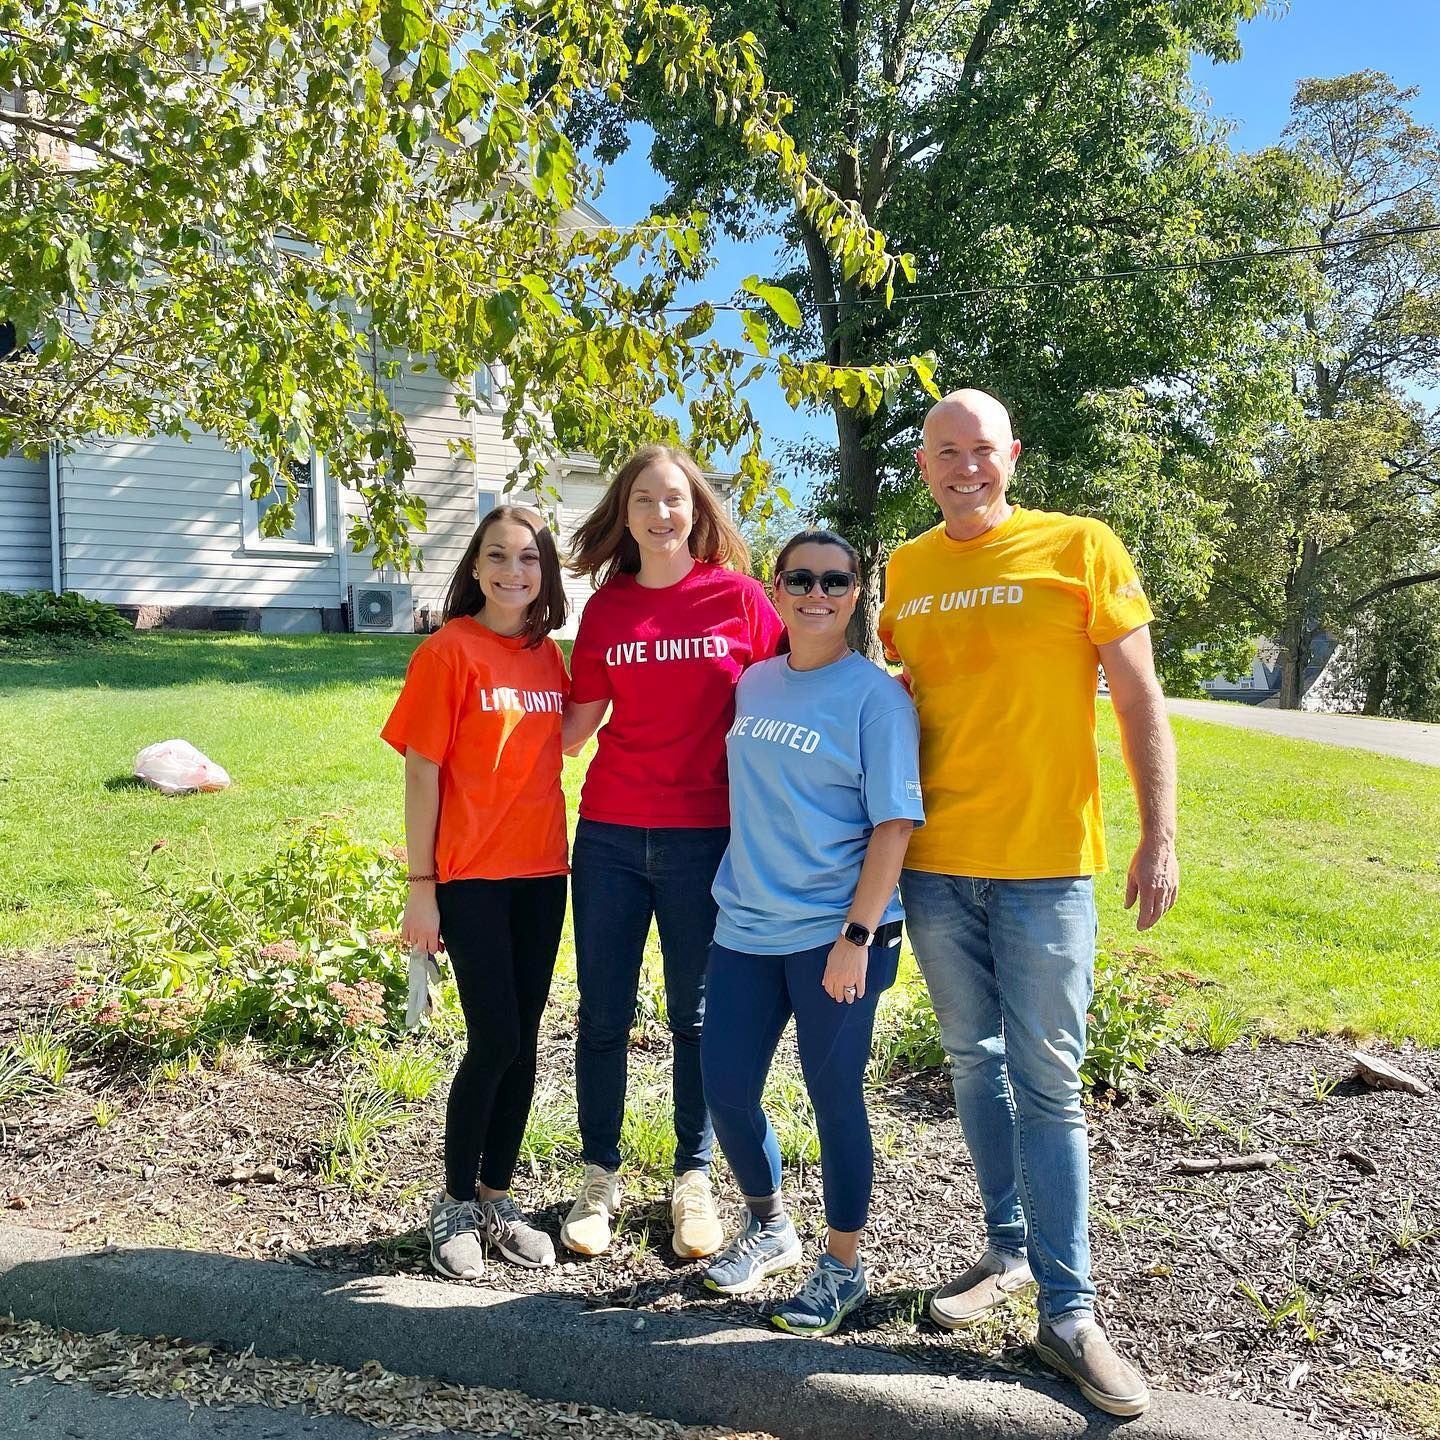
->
xmin=917 ymin=391 xmax=1022 ymax=541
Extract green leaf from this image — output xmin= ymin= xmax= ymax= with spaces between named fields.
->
xmin=741 ymin=311 xmax=770 ymax=356
xmin=741 ymin=276 xmax=801 ymax=329
xmin=484 ymin=292 xmax=522 ymax=351
xmin=379 ymin=0 xmax=426 ymax=55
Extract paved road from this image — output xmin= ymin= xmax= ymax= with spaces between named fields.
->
xmin=0 ymin=1368 xmax=423 ymax=1440
xmin=1165 ymin=697 xmax=1440 ymax=767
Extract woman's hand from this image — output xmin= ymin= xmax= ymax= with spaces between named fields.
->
xmin=822 ymin=939 xmax=868 ymax=1004
xmin=400 ymin=885 xmax=442 ymax=954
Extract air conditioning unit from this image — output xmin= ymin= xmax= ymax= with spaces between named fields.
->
xmin=349 ymin=583 xmax=415 ymax=634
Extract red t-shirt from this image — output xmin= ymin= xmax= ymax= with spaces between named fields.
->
xmin=381 ymin=616 xmax=570 ymax=880
xmin=570 ymin=562 xmax=784 ymax=827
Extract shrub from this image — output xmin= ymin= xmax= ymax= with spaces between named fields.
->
xmin=862 ymin=950 xmax=1176 ymax=1095
xmin=0 ymin=589 xmax=131 ymax=644
xmin=75 ymin=822 xmax=409 ymax=1059
xmin=1083 ymin=953 xmax=1176 ymax=1093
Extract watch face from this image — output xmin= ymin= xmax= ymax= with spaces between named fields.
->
xmin=843 ymin=922 xmax=870 ymax=946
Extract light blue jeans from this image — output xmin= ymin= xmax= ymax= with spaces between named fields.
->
xmin=900 ymin=869 xmax=1097 ymax=1322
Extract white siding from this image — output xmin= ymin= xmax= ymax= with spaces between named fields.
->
xmin=0 ymin=449 xmax=52 ymax=592
xmin=555 ymin=477 xmax=608 ymax=638
xmin=59 ymin=432 xmax=343 ymax=609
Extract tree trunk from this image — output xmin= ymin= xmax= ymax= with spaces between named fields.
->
xmin=1276 ymin=536 xmax=1320 ymax=709
xmin=1362 ymin=653 xmax=1390 ymax=715
xmin=833 ymin=403 xmax=885 ymax=660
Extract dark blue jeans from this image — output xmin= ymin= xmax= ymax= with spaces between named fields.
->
xmin=701 ymin=933 xmax=900 ymax=1233
xmin=572 ymin=817 xmax=729 ymax=1175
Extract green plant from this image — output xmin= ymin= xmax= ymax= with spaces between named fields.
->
xmin=320 ymin=1085 xmax=406 ymax=1192
xmin=1159 ymin=1086 xmax=1205 ymax=1137
xmin=0 ymin=590 xmax=132 ymax=646
xmin=765 ymin=1067 xmax=821 ymax=1167
xmin=1081 ymin=954 xmax=1176 ymax=1093
xmin=1234 ymin=1277 xmax=1322 ymax=1343
xmin=619 ymin=1066 xmax=675 ymax=1176
xmin=518 ymin=1083 xmax=581 ymax=1167
xmin=867 ymin=980 xmax=946 ymax=1083
xmin=0 ymin=1046 xmax=38 ymax=1107
xmin=1190 ymin=996 xmax=1248 ymax=1053
xmin=1310 ymin=1068 xmax=1342 ymax=1102
xmin=16 ymin=1027 xmax=71 ymax=1088
xmin=92 ymin=1097 xmax=119 ymax=1128
xmin=1391 ymin=1197 xmax=1439 ymax=1253
xmin=76 ymin=822 xmax=411 ymax=1059
xmin=1283 ymin=1181 xmax=1344 ymax=1232
xmin=367 ymin=1044 xmax=445 ymax=1104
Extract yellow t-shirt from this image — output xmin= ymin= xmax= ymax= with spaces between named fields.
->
xmin=878 ymin=507 xmax=1153 ymax=879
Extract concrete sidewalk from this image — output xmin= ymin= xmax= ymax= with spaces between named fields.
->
xmin=0 ymin=1224 xmax=1317 ymax=1440
xmin=1165 ymin=697 xmax=1440 ymax=766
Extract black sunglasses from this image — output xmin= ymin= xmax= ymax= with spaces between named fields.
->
xmin=777 ymin=567 xmax=858 ymax=598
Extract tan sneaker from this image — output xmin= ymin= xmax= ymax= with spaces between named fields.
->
xmin=1034 ymin=1316 xmax=1151 ymax=1417
xmin=670 ymin=1169 xmax=724 ymax=1258
xmin=561 ymin=1164 xmax=622 ymax=1256
xmin=929 ymin=1251 xmax=1036 ymax=1329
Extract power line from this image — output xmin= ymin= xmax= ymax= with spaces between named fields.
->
xmin=660 ymin=219 xmax=1440 ymax=315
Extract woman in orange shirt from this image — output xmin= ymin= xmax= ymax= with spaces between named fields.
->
xmin=382 ymin=505 xmax=569 ymax=1282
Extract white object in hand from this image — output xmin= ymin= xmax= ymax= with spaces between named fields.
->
xmin=406 ymin=946 xmax=442 ymax=1032
xmin=133 ymin=739 xmax=232 ymax=795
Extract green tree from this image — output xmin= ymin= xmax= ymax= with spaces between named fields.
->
xmin=0 ymin=0 xmax=905 ymax=567
xmin=576 ymin=0 xmax=1307 ymax=659
xmin=1328 ymin=567 xmax=1440 ymax=722
xmin=1210 ymin=72 xmax=1440 ymax=708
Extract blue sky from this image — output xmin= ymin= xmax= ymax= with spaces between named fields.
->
xmin=592 ymin=1 xmax=1440 ymax=482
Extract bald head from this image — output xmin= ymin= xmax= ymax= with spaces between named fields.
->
xmin=922 ymin=389 xmax=1015 ymax=448
xmin=917 ymin=388 xmax=1020 ymax=541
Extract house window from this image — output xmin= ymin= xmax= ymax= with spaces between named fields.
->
xmin=477 ymin=487 xmax=498 ymax=523
xmin=473 ymin=366 xmax=496 ymax=406
xmin=241 ymin=452 xmax=331 ymax=555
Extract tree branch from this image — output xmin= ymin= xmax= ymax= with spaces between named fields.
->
xmin=1343 ymin=569 xmax=1440 ymax=618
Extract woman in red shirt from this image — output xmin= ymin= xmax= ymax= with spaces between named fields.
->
xmin=383 ymin=505 xmax=569 ymax=1283
xmin=560 ymin=445 xmax=784 ymax=1260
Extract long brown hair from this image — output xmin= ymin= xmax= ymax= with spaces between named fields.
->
xmin=567 ymin=444 xmax=750 ymax=587
xmin=442 ymin=504 xmax=567 ymax=647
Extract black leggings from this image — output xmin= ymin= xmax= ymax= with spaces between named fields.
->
xmin=436 ymin=875 xmax=566 ymax=1198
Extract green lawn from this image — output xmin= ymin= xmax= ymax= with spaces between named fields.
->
xmin=2 ymin=633 xmax=1437 ymax=1043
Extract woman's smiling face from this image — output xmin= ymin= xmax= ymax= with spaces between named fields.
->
xmin=472 ymin=519 xmax=542 ymax=620
xmin=626 ymin=459 xmax=695 ymax=562
xmin=773 ymin=541 xmax=859 ymax=646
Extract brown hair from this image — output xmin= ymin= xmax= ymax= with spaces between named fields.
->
xmin=567 ymin=444 xmax=750 ymax=587
xmin=442 ymin=504 xmax=567 ymax=647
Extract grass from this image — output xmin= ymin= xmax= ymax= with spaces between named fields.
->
xmin=1 ymin=633 xmax=1438 ymax=1043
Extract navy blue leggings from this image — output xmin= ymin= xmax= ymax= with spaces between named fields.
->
xmin=701 ymin=933 xmax=900 ymax=1233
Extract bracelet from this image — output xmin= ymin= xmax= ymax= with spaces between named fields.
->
xmin=406 ymin=873 xmax=438 ymax=884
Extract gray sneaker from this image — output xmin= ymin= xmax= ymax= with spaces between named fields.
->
xmin=1033 ymin=1316 xmax=1151 ymax=1417
xmin=703 ymin=1214 xmax=803 ymax=1295
xmin=929 ymin=1250 xmax=1035 ymax=1329
xmin=479 ymin=1195 xmax=556 ymax=1269
xmin=429 ymin=1194 xmax=485 ymax=1281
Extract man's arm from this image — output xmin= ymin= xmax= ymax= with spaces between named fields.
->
xmin=1097 ymin=625 xmax=1178 ymax=931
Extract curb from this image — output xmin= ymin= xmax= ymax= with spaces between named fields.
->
xmin=0 ymin=1224 xmax=1318 ymax=1439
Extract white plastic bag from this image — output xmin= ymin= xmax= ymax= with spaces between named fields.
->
xmin=133 ymin=739 xmax=232 ymax=795
xmin=406 ymin=946 xmax=443 ymax=1032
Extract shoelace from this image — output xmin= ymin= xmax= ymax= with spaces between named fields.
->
xmin=579 ymin=1171 xmax=614 ymax=1211
xmin=434 ymin=1199 xmax=481 ymax=1241
xmin=792 ymin=1262 xmax=845 ymax=1314
xmin=715 ymin=1222 xmax=772 ymax=1269
xmin=673 ymin=1181 xmax=711 ymax=1223
xmin=486 ymin=1196 xmax=525 ymax=1240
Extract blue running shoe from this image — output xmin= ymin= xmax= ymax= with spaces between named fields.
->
xmin=771 ymin=1253 xmax=868 ymax=1337
xmin=702 ymin=1214 xmax=803 ymax=1295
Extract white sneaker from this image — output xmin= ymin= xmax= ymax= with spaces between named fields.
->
xmin=671 ymin=1169 xmax=724 ymax=1258
xmin=561 ymin=1164 xmax=622 ymax=1255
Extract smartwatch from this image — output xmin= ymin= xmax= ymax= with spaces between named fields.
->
xmin=839 ymin=920 xmax=873 ymax=947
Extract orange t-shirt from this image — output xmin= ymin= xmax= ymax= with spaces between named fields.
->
xmin=381 ymin=616 xmax=569 ymax=881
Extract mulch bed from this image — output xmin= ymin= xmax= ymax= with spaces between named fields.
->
xmin=3 ymin=946 xmax=1437 ymax=1439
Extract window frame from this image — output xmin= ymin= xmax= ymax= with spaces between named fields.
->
xmin=239 ymin=451 xmax=333 ymax=557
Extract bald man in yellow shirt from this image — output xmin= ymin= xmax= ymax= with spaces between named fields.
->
xmin=879 ymin=389 xmax=1178 ymax=1418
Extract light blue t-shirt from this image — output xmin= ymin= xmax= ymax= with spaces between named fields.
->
xmin=712 ymin=651 xmax=925 ymax=955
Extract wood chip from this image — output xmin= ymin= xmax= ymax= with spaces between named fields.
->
xmin=1351 ymin=1052 xmax=1431 ymax=1096
xmin=1337 ymin=1147 xmax=1378 ymax=1175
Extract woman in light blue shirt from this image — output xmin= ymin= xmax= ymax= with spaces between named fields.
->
xmin=700 ymin=529 xmax=924 ymax=1337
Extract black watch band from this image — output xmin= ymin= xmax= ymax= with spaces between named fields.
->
xmin=840 ymin=920 xmax=873 ymax=947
